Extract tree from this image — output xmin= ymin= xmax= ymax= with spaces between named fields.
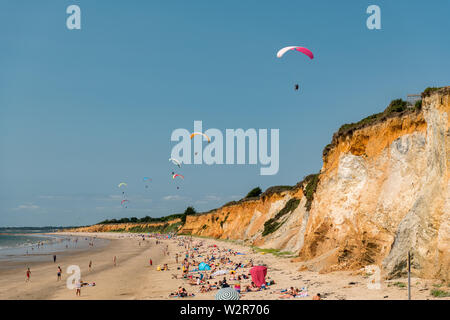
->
xmin=181 ymin=206 xmax=196 ymax=224
xmin=184 ymin=206 xmax=196 ymax=216
xmin=245 ymin=187 xmax=262 ymax=198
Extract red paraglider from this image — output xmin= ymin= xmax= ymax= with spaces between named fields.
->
xmin=276 ymin=46 xmax=314 ymax=60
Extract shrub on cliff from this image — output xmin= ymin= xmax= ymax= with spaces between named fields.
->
xmin=301 ymin=173 xmax=320 ymax=211
xmin=181 ymin=206 xmax=197 ymax=224
xmin=384 ymin=99 xmax=408 ymax=114
xmin=262 ymin=198 xmax=301 ymax=236
xmin=415 ymin=99 xmax=422 ymax=110
xmin=421 ymin=87 xmax=442 ymax=98
xmin=245 ymin=187 xmax=262 ymax=198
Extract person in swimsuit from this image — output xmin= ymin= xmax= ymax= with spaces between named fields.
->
xmin=75 ymin=278 xmax=82 ymax=296
xmin=57 ymin=266 xmax=62 ymax=281
xmin=26 ymin=268 xmax=31 ymax=282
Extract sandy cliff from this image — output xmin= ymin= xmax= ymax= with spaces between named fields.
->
xmin=178 ymin=87 xmax=449 ymax=280
xmin=65 ymin=218 xmax=181 ymax=233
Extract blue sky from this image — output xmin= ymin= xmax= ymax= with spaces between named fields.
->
xmin=0 ymin=0 xmax=449 ymax=226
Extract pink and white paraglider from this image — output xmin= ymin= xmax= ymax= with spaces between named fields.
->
xmin=276 ymin=46 xmax=314 ymax=59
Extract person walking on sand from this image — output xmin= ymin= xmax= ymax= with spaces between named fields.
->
xmin=57 ymin=266 xmax=62 ymax=281
xmin=89 ymin=260 xmax=92 ymax=272
xmin=53 ymin=254 xmax=56 ymax=263
xmin=75 ymin=278 xmax=82 ymax=296
xmin=26 ymin=268 xmax=31 ymax=282
xmin=113 ymin=256 xmax=117 ymax=266
xmin=149 ymin=258 xmax=152 ymax=266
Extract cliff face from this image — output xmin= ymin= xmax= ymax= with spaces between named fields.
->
xmin=179 ymin=87 xmax=450 ymax=280
xmin=179 ymin=187 xmax=309 ymax=252
xmin=65 ymin=219 xmax=181 ymax=233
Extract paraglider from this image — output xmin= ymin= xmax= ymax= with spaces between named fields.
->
xmin=294 ymin=84 xmax=299 ymax=91
xmin=169 ymin=158 xmax=182 ymax=168
xmin=121 ymin=199 xmax=129 ymax=208
xmin=118 ymin=182 xmax=127 ymax=188
xmin=190 ymin=132 xmax=211 ymax=143
xmin=276 ymin=46 xmax=314 ymax=59
xmin=143 ymin=177 xmax=151 ymax=189
xmin=172 ymin=173 xmax=184 ymax=190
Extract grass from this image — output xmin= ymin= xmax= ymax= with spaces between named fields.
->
xmin=251 ymin=246 xmax=295 ymax=257
xmin=389 ymin=282 xmax=407 ymax=288
xmin=430 ymin=289 xmax=450 ymax=298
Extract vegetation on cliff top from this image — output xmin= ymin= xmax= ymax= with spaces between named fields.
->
xmin=180 ymin=206 xmax=197 ymax=224
xmin=421 ymin=86 xmax=443 ymax=98
xmin=99 ymin=213 xmax=184 ymax=225
xmin=322 ymin=97 xmax=422 ymax=159
xmin=245 ymin=187 xmax=262 ymax=198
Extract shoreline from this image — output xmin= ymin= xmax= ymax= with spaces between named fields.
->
xmin=0 ymin=233 xmax=109 ymax=267
xmin=0 ymin=232 xmax=447 ymax=300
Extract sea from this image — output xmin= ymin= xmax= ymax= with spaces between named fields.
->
xmin=0 ymin=227 xmax=109 ymax=266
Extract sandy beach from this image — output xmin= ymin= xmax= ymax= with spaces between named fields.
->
xmin=0 ymin=232 xmax=447 ymax=300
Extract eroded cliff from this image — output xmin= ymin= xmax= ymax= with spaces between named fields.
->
xmin=178 ymin=87 xmax=450 ymax=280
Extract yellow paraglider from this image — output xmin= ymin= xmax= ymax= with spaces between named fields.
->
xmin=118 ymin=182 xmax=127 ymax=188
xmin=190 ymin=132 xmax=211 ymax=143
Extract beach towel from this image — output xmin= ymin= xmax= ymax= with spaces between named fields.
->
xmin=250 ymin=266 xmax=267 ymax=287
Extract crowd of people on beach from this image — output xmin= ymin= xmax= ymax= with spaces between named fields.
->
xmin=146 ymin=234 xmax=321 ymax=300
xmin=22 ymin=232 xmax=321 ymax=299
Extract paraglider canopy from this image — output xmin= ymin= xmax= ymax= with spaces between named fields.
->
xmin=169 ymin=158 xmax=182 ymax=168
xmin=277 ymin=46 xmax=314 ymax=59
xmin=250 ymin=265 xmax=267 ymax=287
xmin=190 ymin=132 xmax=211 ymax=143
xmin=118 ymin=182 xmax=127 ymax=188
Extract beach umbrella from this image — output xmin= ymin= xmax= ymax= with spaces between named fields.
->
xmin=198 ymin=262 xmax=211 ymax=271
xmin=215 ymin=287 xmax=240 ymax=300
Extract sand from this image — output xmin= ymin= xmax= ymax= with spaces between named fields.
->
xmin=0 ymin=232 xmax=447 ymax=300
